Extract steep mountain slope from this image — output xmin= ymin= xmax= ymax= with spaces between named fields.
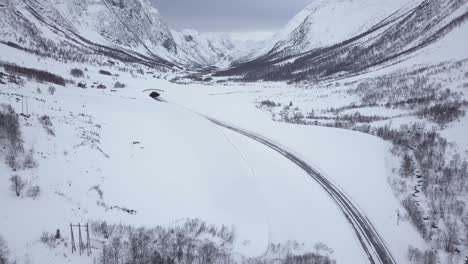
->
xmin=0 ymin=0 xmax=178 ymax=69
xmin=244 ymin=0 xmax=417 ymax=61
xmin=0 ymin=0 xmax=250 ymax=69
xmin=222 ymin=0 xmax=468 ymax=82
xmin=171 ymin=29 xmax=244 ymax=68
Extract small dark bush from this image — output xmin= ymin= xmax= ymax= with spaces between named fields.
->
xmin=70 ymin=68 xmax=84 ymax=78
xmin=26 ymin=185 xmax=40 ymax=198
xmin=39 ymin=115 xmax=55 ymax=136
xmin=260 ymin=100 xmax=277 ymax=107
xmin=113 ymin=81 xmax=125 ymax=88
xmin=22 ymin=149 xmax=37 ymax=169
xmin=99 ymin=70 xmax=112 ymax=76
xmin=48 ymin=86 xmax=56 ymax=95
xmin=77 ymin=82 xmax=87 ymax=88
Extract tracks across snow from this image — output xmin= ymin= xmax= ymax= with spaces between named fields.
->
xmin=206 ymin=117 xmax=397 ymax=264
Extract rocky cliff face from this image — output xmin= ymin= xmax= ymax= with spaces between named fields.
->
xmin=0 ymin=0 xmax=178 ymax=68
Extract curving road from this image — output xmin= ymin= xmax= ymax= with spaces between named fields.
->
xmin=205 ymin=117 xmax=397 ymax=264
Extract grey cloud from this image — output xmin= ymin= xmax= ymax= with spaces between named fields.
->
xmin=152 ymin=0 xmax=313 ymax=32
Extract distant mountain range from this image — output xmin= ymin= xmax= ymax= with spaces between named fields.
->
xmin=1 ymin=0 xmax=468 ymax=79
xmin=0 ymin=0 xmax=245 ymax=69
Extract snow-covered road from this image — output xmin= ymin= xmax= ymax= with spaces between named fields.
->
xmin=192 ymin=114 xmax=397 ymax=264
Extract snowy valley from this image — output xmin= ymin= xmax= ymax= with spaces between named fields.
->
xmin=0 ymin=0 xmax=468 ymax=264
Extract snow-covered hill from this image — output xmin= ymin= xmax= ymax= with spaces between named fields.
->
xmin=244 ymin=0 xmax=417 ymax=60
xmin=223 ymin=0 xmax=468 ymax=82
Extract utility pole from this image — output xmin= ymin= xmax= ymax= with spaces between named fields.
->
xmin=25 ymin=96 xmax=29 ymax=116
xmin=70 ymin=223 xmax=92 ymax=257
xmin=70 ymin=223 xmax=76 ymax=253
xmin=78 ymin=223 xmax=83 ymax=255
xmin=86 ymin=223 xmax=91 ymax=256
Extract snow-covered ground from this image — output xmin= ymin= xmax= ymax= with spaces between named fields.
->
xmin=0 ymin=44 xmax=432 ymax=264
xmin=164 ymin=82 xmax=430 ymax=262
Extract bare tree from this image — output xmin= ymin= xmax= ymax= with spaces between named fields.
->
xmin=422 ymin=250 xmax=438 ymax=264
xmin=199 ymin=242 xmax=217 ymax=264
xmin=0 ymin=236 xmax=9 ymax=264
xmin=9 ymin=175 xmax=25 ymax=197
xmin=442 ymin=219 xmax=459 ymax=253
xmin=400 ymin=154 xmax=415 ymax=177
xmin=407 ymin=245 xmax=424 ymax=263
xmin=47 ymin=86 xmax=56 ymax=95
xmin=111 ymin=236 xmax=122 ymax=264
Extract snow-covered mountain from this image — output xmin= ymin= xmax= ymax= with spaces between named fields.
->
xmin=0 ymin=0 xmax=248 ymax=69
xmin=171 ymin=29 xmax=244 ymax=68
xmin=244 ymin=0 xmax=416 ymax=60
xmin=224 ymin=0 xmax=468 ymax=81
xmin=0 ymin=0 xmax=182 ymax=68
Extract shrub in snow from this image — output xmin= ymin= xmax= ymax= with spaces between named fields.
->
xmin=77 ymin=82 xmax=87 ymax=89
xmin=4 ymin=64 xmax=66 ymax=86
xmin=39 ymin=115 xmax=55 ymax=136
xmin=36 ymin=87 xmax=42 ymax=94
xmin=40 ymin=232 xmax=49 ymax=243
xmin=259 ymin=100 xmax=277 ymax=108
xmin=0 ymin=235 xmax=9 ymax=264
xmin=26 ymin=185 xmax=40 ymax=198
xmin=399 ymin=154 xmax=415 ymax=178
xmin=55 ymin=229 xmax=61 ymax=240
xmin=402 ymin=196 xmax=427 ymax=238
xmin=0 ymin=104 xmax=24 ymax=170
xmin=40 ymin=231 xmax=59 ymax=248
xmin=99 ymin=70 xmax=112 ymax=76
xmin=70 ymin=68 xmax=84 ymax=78
xmin=5 ymin=151 xmax=19 ymax=172
xmin=417 ymin=101 xmax=466 ymax=128
xmin=47 ymin=86 xmax=56 ymax=95
xmin=407 ymin=246 xmax=439 ymax=264
xmin=9 ymin=175 xmax=25 ymax=197
xmin=22 ymin=149 xmax=37 ymax=169
xmin=113 ymin=81 xmax=125 ymax=88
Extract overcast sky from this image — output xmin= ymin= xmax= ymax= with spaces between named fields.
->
xmin=151 ymin=0 xmax=312 ymax=40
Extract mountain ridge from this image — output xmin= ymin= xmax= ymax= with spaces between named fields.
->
xmin=220 ymin=0 xmax=468 ymax=82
